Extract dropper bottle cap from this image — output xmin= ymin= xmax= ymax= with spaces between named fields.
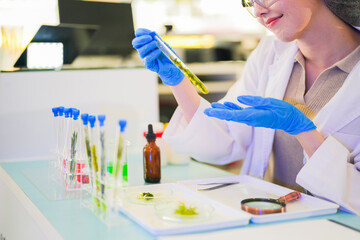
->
xmin=146 ymin=124 xmax=156 ymax=141
xmin=64 ymin=108 xmax=71 ymax=118
xmin=119 ymin=120 xmax=127 ymax=133
xmin=81 ymin=113 xmax=89 ymax=125
xmin=98 ymin=115 xmax=106 ymax=127
xmin=52 ymin=107 xmax=59 ymax=117
xmin=58 ymin=106 xmax=65 ymax=116
xmin=88 ymin=115 xmax=96 ymax=128
xmin=72 ymin=109 xmax=80 ymax=120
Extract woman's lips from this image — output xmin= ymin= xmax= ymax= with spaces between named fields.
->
xmin=265 ymin=15 xmax=282 ymax=27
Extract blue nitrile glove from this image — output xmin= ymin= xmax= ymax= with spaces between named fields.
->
xmin=132 ymin=28 xmax=184 ymax=86
xmin=204 ymin=95 xmax=316 ymax=135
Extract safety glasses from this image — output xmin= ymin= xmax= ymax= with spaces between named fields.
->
xmin=241 ymin=0 xmax=278 ymax=17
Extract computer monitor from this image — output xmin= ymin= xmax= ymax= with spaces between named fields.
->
xmin=15 ymin=0 xmax=135 ymax=68
xmin=58 ymin=0 xmax=135 ymax=57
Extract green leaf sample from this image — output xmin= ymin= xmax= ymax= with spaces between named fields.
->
xmin=174 ymin=202 xmax=199 ymax=216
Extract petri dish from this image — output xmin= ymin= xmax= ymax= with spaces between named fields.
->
xmin=154 ymin=200 xmax=214 ymax=223
xmin=124 ymin=187 xmax=173 ymax=205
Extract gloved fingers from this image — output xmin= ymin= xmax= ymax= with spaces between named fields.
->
xmin=205 ymin=107 xmax=275 ymax=127
xmin=210 ymin=102 xmax=231 ymax=110
xmin=132 ymin=35 xmax=153 ymax=49
xmin=137 ymin=41 xmax=158 ymax=58
xmin=204 ymin=108 xmax=234 ymax=121
xmin=143 ymin=49 xmax=162 ymax=64
xmin=232 ymin=108 xmax=274 ymax=127
xmin=237 ymin=95 xmax=269 ymax=107
xmin=143 ymin=58 xmax=159 ymax=73
xmin=143 ymin=50 xmax=161 ymax=72
xmin=135 ymin=28 xmax=152 ymax=37
xmin=237 ymin=95 xmax=285 ymax=109
xmin=223 ymin=101 xmax=243 ymax=110
xmin=204 ymin=107 xmax=264 ymax=123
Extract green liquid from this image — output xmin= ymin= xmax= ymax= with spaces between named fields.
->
xmin=107 ymin=162 xmax=113 ymax=174
xmin=170 ymin=56 xmax=209 ymax=94
xmin=122 ymin=163 xmax=128 ymax=182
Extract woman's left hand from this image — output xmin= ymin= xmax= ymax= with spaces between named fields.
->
xmin=204 ymin=95 xmax=316 ymax=135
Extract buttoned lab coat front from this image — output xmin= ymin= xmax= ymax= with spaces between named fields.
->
xmin=163 ymin=36 xmax=360 ymax=215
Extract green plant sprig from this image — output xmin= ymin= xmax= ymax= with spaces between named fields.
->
xmin=69 ymin=131 xmax=78 ymax=180
xmin=174 ymin=202 xmax=199 ymax=216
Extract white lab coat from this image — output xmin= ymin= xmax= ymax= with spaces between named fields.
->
xmin=163 ymin=35 xmax=360 ymax=215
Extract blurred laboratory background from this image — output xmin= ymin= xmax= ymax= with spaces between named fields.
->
xmin=0 ymin=0 xmax=267 ymax=163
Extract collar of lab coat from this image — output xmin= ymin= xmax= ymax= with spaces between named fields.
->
xmin=265 ymin=39 xmax=298 ymax=100
xmin=266 ymin=39 xmax=360 ymax=135
xmin=314 ymin=60 xmax=360 ymax=136
xmin=248 ymin=39 xmax=360 ymax=178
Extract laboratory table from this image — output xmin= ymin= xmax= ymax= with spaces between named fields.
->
xmin=0 ymin=159 xmax=359 ymax=240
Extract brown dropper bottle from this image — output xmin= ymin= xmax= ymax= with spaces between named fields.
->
xmin=143 ymin=124 xmax=161 ymax=183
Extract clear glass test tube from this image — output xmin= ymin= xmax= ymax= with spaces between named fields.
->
xmin=57 ymin=106 xmax=65 ymax=168
xmin=97 ymin=115 xmax=107 ymax=200
xmin=52 ymin=107 xmax=60 ymax=166
xmin=82 ymin=113 xmax=93 ymax=188
xmin=89 ymin=115 xmax=101 ymax=207
xmin=62 ymin=108 xmax=72 ymax=173
xmin=150 ymin=32 xmax=209 ymax=94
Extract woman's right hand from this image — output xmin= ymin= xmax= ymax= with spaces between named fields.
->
xmin=132 ymin=28 xmax=184 ymax=86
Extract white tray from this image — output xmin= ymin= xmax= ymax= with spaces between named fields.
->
xmin=178 ymin=175 xmax=339 ymax=223
xmin=117 ymin=183 xmax=251 ymax=236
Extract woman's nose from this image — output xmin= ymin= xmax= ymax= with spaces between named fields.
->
xmin=254 ymin=2 xmax=270 ymax=17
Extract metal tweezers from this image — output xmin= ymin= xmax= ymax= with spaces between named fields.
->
xmin=197 ymin=182 xmax=240 ymax=191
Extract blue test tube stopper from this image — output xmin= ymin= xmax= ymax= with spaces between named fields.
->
xmin=98 ymin=115 xmax=106 ymax=127
xmin=72 ymin=109 xmax=80 ymax=120
xmin=64 ymin=108 xmax=71 ymax=118
xmin=119 ymin=120 xmax=127 ymax=133
xmin=58 ymin=106 xmax=65 ymax=116
xmin=88 ymin=115 xmax=96 ymax=128
xmin=81 ymin=113 xmax=89 ymax=125
xmin=52 ymin=107 xmax=59 ymax=117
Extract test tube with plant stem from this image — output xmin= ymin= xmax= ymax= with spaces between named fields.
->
xmin=114 ymin=120 xmax=127 ymax=184
xmin=57 ymin=106 xmax=65 ymax=169
xmin=97 ymin=115 xmax=107 ymax=201
xmin=62 ymin=108 xmax=72 ymax=175
xmin=69 ymin=109 xmax=80 ymax=188
xmin=112 ymin=120 xmax=127 ymax=204
xmin=89 ymin=115 xmax=101 ymax=207
xmin=74 ymin=109 xmax=87 ymax=186
xmin=51 ymin=107 xmax=60 ymax=168
xmin=149 ymin=32 xmax=209 ymax=94
xmin=81 ymin=113 xmax=93 ymax=187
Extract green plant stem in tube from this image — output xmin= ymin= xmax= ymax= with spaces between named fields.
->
xmin=169 ymin=56 xmax=209 ymax=94
xmin=114 ymin=134 xmax=124 ymax=178
xmin=91 ymin=144 xmax=101 ymax=207
xmin=70 ymin=132 xmax=78 ymax=181
xmin=84 ymin=128 xmax=93 ymax=173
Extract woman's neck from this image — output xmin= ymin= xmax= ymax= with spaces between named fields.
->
xmin=296 ymin=7 xmax=360 ymax=69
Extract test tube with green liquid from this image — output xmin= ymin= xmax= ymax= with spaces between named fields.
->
xmin=150 ymin=32 xmax=209 ymax=94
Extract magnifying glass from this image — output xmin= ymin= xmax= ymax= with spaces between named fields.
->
xmin=241 ymin=191 xmax=301 ymax=215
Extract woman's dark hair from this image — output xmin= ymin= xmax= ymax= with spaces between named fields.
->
xmin=324 ymin=0 xmax=360 ymax=26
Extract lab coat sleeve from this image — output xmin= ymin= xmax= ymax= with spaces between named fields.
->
xmin=163 ymin=37 xmax=278 ymax=165
xmin=163 ymin=97 xmax=252 ymax=165
xmin=296 ymin=135 xmax=360 ymax=215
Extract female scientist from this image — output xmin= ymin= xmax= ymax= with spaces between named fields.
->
xmin=132 ymin=0 xmax=360 ymax=214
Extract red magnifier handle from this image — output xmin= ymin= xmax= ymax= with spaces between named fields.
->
xmin=277 ymin=191 xmax=301 ymax=204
